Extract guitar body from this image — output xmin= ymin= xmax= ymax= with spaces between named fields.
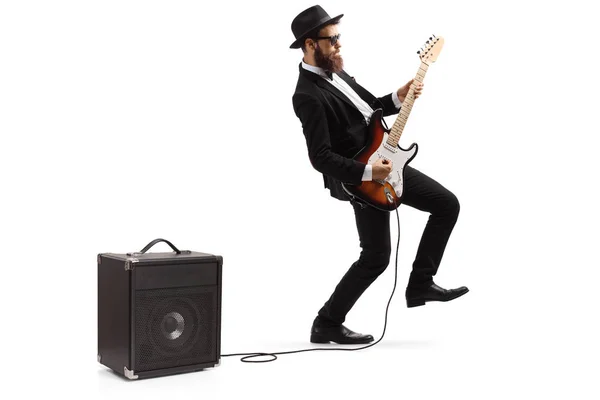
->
xmin=342 ymin=34 xmax=444 ymax=211
xmin=342 ymin=109 xmax=418 ymax=211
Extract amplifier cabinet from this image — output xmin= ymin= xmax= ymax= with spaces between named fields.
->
xmin=98 ymin=247 xmax=222 ymax=379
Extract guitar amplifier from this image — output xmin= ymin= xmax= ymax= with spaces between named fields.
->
xmin=98 ymin=239 xmax=222 ymax=380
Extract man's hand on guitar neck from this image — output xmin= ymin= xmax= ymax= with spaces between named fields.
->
xmin=397 ymin=79 xmax=424 ymax=103
xmin=372 ymin=158 xmax=393 ymax=180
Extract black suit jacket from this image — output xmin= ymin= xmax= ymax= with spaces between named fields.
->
xmin=292 ymin=63 xmax=401 ymax=201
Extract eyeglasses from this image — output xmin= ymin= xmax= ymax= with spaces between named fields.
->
xmin=315 ymin=34 xmax=341 ymax=46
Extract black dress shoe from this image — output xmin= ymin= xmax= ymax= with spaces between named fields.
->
xmin=406 ymin=282 xmax=469 ymax=308
xmin=310 ymin=324 xmax=374 ymax=344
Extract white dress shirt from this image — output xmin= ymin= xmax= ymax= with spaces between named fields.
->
xmin=301 ymin=61 xmax=402 ymax=181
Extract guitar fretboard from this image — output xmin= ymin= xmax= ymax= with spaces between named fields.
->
xmin=386 ymin=62 xmax=429 ymax=148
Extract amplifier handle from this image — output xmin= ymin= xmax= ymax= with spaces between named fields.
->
xmin=127 ymin=238 xmax=184 ymax=256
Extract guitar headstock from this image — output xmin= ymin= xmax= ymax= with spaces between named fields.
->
xmin=418 ymin=35 xmax=444 ymax=65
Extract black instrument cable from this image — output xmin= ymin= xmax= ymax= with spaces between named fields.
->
xmin=221 ymin=206 xmax=401 ymax=363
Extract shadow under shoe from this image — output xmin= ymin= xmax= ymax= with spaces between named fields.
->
xmin=310 ymin=323 xmax=374 ymax=344
xmin=405 ymin=282 xmax=469 ymax=308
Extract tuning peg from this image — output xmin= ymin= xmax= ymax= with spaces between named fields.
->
xmin=433 ymin=34 xmax=436 ymax=38
xmin=429 ymin=37 xmax=432 ymax=40
xmin=417 ymin=50 xmax=421 ymax=54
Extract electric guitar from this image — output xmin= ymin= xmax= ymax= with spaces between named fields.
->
xmin=342 ymin=35 xmax=445 ymax=211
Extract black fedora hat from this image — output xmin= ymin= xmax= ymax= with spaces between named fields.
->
xmin=290 ymin=5 xmax=343 ymax=49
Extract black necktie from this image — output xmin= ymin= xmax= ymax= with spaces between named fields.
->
xmin=324 ymin=71 xmax=333 ymax=80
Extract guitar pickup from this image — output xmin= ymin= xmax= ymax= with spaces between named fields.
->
xmin=383 ymin=143 xmax=397 ymax=153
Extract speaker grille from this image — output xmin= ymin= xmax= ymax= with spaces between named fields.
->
xmin=134 ymin=286 xmax=217 ymax=372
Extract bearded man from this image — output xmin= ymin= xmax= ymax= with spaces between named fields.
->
xmin=290 ymin=5 xmax=469 ymax=344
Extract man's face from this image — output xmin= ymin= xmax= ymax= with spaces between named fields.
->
xmin=313 ymin=24 xmax=343 ymax=73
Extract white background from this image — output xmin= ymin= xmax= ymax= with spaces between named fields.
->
xmin=1 ymin=0 xmax=599 ymax=398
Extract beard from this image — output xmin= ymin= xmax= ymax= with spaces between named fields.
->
xmin=314 ymin=44 xmax=343 ymax=74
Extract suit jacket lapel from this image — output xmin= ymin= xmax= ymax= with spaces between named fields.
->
xmin=299 ymin=63 xmax=358 ymax=111
xmin=316 ymin=79 xmax=359 ymax=110
xmin=338 ymin=71 xmax=377 ymax=106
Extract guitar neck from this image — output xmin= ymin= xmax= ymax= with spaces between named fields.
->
xmin=386 ymin=62 xmax=429 ymax=148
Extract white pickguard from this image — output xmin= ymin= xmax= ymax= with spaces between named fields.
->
xmin=369 ymin=132 xmax=417 ymax=198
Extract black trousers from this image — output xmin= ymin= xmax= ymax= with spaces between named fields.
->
xmin=317 ymin=165 xmax=460 ymax=327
